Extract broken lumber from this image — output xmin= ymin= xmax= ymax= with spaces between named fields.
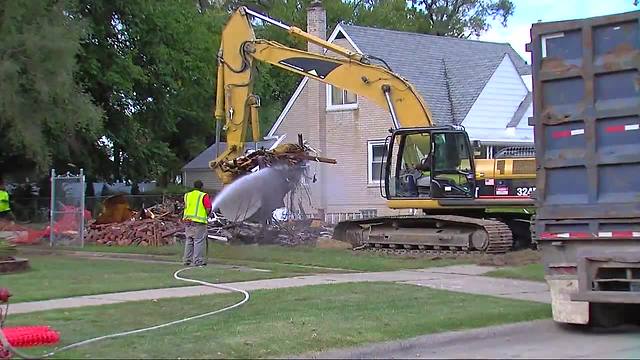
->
xmin=87 ymin=218 xmax=184 ymax=247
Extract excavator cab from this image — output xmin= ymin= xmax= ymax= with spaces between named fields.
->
xmin=383 ymin=127 xmax=476 ymax=200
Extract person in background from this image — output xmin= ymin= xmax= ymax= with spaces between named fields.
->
xmin=0 ymin=179 xmax=13 ymax=222
xmin=182 ymin=180 xmax=211 ymax=266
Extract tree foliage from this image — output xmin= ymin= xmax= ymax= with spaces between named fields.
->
xmin=0 ymin=0 xmax=104 ymax=177
xmin=73 ymin=0 xmax=222 ymax=182
xmin=0 ymin=0 xmax=515 ymax=184
xmin=410 ymin=0 xmax=514 ymax=37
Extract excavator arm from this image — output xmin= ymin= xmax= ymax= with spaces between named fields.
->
xmin=210 ymin=6 xmax=433 ymax=184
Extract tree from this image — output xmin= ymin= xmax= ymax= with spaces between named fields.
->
xmin=0 ymin=0 xmax=104 ymax=178
xmin=410 ymin=0 xmax=514 ymax=37
xmin=73 ymin=0 xmax=222 ymax=183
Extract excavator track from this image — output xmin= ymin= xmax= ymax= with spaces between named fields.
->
xmin=334 ymin=214 xmax=514 ymax=256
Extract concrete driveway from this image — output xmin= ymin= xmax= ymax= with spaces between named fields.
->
xmin=301 ymin=320 xmax=640 ymax=359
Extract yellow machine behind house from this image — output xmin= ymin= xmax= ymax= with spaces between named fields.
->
xmin=211 ymin=5 xmax=537 ymax=254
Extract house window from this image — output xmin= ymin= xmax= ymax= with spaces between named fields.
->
xmin=326 ymin=85 xmax=357 ymax=111
xmin=368 ymin=140 xmax=388 ymax=184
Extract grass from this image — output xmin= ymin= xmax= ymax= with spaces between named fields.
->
xmin=9 ymin=282 xmax=551 ymax=359
xmin=42 ymin=242 xmax=468 ymax=272
xmin=56 ymin=244 xmax=183 ymax=256
xmin=484 ymin=263 xmax=545 ymax=282
xmin=2 ymin=255 xmax=334 ymax=303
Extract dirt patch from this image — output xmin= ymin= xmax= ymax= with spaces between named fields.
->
xmin=316 ymin=238 xmax=352 ymax=250
xmin=474 ymin=249 xmax=541 ymax=267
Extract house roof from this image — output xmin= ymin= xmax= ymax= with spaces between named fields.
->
xmin=182 ymin=139 xmax=279 ymax=171
xmin=337 ymin=24 xmax=531 ymax=125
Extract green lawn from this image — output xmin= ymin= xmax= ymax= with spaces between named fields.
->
xmin=2 ymin=255 xmax=333 ymax=303
xmin=484 ymin=263 xmax=545 ymax=282
xmin=44 ymin=242 xmax=467 ymax=272
xmin=9 ymin=282 xmax=551 ymax=359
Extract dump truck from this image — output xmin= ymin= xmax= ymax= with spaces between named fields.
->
xmin=528 ymin=9 xmax=640 ymax=327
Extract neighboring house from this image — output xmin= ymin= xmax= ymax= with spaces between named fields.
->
xmin=265 ymin=2 xmax=535 ymax=218
xmin=181 ymin=138 xmax=281 ymax=191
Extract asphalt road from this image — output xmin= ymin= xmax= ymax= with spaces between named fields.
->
xmin=301 ymin=320 xmax=640 ymax=359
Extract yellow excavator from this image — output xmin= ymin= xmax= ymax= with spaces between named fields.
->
xmin=211 ymin=6 xmax=537 ymax=254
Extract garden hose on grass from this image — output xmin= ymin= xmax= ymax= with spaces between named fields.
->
xmin=0 ymin=266 xmax=250 ymax=359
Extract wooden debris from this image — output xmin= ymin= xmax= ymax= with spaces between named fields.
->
xmin=86 ymin=197 xmax=186 ymax=247
xmin=213 ymin=143 xmax=337 ymax=178
xmin=87 ymin=218 xmax=185 ymax=247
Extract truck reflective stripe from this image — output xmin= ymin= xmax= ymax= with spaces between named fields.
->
xmin=543 ymin=231 xmax=640 ymax=240
xmin=597 ymin=231 xmax=640 ymax=238
xmin=540 ymin=232 xmax=592 ymax=239
xmin=605 ymin=124 xmax=640 ymax=133
xmin=552 ymin=129 xmax=584 ymax=139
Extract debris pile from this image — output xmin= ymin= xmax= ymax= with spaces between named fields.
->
xmin=209 ymin=218 xmax=334 ymax=247
xmin=140 ymin=199 xmax=182 ymax=220
xmin=86 ymin=197 xmax=184 ymax=247
xmin=88 ymin=219 xmax=184 ymax=247
xmin=95 ymin=195 xmax=134 ymax=224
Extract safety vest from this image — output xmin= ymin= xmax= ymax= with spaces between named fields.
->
xmin=0 ymin=190 xmax=9 ymax=213
xmin=183 ymin=190 xmax=208 ymax=224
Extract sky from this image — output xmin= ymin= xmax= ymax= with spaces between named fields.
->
xmin=476 ymin=0 xmax=638 ymax=64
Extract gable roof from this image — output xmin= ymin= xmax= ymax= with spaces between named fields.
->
xmin=182 ymin=139 xmax=279 ymax=171
xmin=508 ymin=91 xmax=532 ymax=128
xmin=338 ymin=24 xmax=531 ymax=125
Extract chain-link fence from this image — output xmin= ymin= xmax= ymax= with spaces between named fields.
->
xmin=49 ymin=169 xmax=86 ymax=247
xmin=11 ymin=194 xmax=184 ymax=224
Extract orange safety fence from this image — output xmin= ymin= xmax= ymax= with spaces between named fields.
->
xmin=0 ymin=205 xmax=91 ymax=245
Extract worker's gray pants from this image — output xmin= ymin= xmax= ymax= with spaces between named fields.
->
xmin=183 ymin=222 xmax=207 ymax=266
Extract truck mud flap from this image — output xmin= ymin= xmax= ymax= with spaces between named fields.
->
xmin=546 ymin=277 xmax=589 ymax=325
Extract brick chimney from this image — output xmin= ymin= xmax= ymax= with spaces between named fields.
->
xmin=305 ymin=0 xmax=328 ymax=213
xmin=307 ymin=0 xmax=326 ymax=53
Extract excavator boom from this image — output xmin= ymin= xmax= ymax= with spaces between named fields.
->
xmin=211 ymin=6 xmax=432 ymax=184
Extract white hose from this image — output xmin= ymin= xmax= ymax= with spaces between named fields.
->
xmin=0 ymin=267 xmax=250 ymax=359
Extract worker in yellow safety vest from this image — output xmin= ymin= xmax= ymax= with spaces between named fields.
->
xmin=0 ymin=179 xmax=13 ymax=221
xmin=182 ymin=180 xmax=211 ymax=266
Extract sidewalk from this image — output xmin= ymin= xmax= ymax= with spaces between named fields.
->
xmin=10 ymin=264 xmax=550 ymax=315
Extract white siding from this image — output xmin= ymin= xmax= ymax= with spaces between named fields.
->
xmin=183 ymin=170 xmax=223 ymax=192
xmin=521 ymin=75 xmax=532 ymax=91
xmin=463 ymin=54 xmax=531 ymax=137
